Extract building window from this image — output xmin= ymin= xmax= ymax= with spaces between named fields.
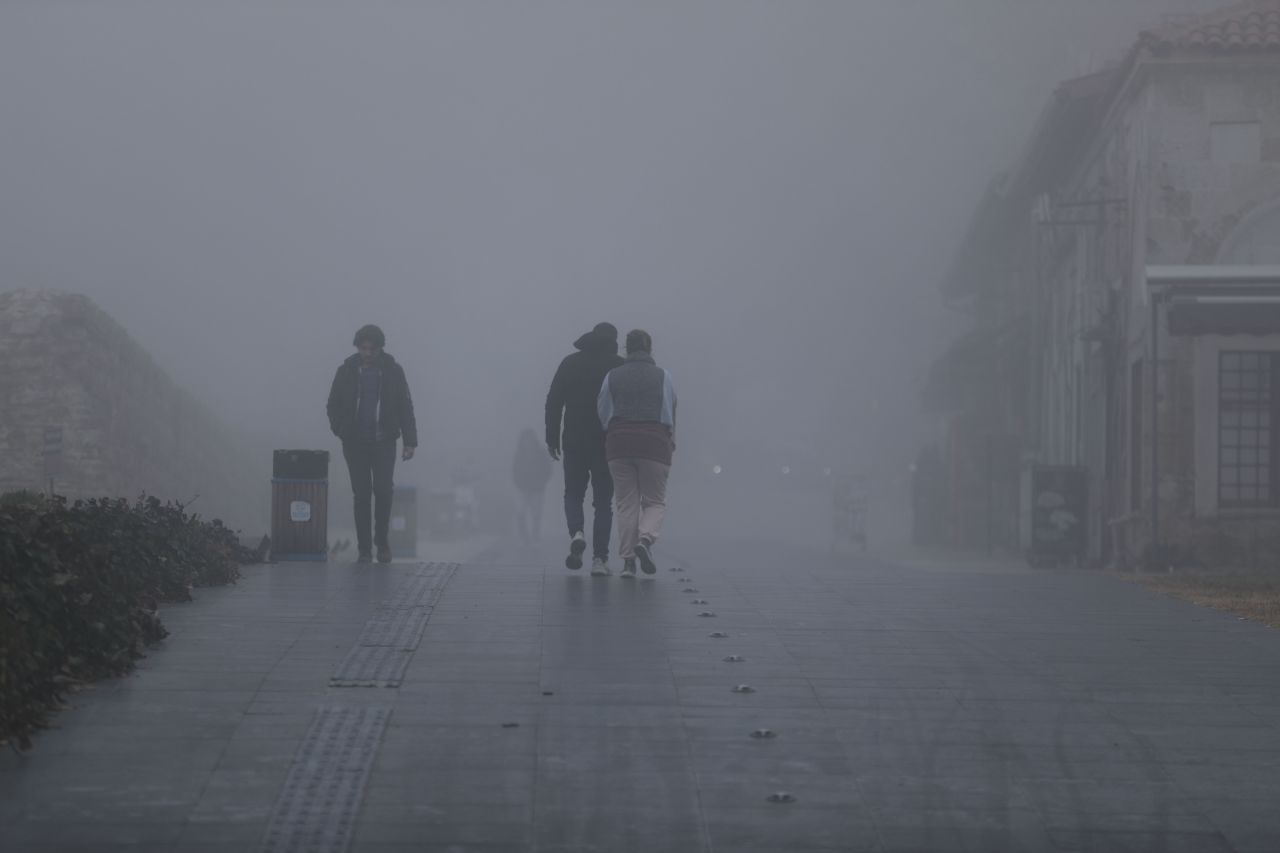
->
xmin=1219 ymin=352 xmax=1279 ymax=508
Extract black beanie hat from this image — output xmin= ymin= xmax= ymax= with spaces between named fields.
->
xmin=353 ymin=324 xmax=386 ymax=348
xmin=592 ymin=322 xmax=618 ymax=340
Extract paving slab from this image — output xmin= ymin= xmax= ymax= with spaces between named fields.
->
xmin=4 ymin=537 xmax=1280 ymax=851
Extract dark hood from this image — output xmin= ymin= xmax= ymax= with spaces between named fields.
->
xmin=344 ymin=351 xmax=399 ymax=368
xmin=573 ymin=331 xmax=619 ymax=356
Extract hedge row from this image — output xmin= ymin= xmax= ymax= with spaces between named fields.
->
xmin=0 ymin=493 xmax=257 ymax=749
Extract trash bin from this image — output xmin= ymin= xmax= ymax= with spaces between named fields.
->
xmin=388 ymin=486 xmax=418 ymax=557
xmin=271 ymin=450 xmax=329 ymax=561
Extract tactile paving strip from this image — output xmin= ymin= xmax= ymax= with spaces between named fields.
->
xmin=259 ymin=705 xmax=390 ymax=853
xmin=355 ymin=607 xmax=433 ymax=649
xmin=380 ymin=564 xmax=455 ymax=610
xmin=329 ymin=646 xmax=415 ymax=688
xmin=331 ymin=562 xmax=458 ymax=687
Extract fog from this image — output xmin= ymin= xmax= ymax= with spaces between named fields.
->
xmin=0 ymin=0 xmax=1223 ymax=546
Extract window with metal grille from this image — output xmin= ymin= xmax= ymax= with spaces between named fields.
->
xmin=1219 ymin=352 xmax=1279 ymax=508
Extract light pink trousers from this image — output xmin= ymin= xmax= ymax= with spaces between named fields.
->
xmin=608 ymin=457 xmax=671 ymax=559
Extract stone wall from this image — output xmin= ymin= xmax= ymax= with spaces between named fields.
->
xmin=1146 ymin=65 xmax=1280 ymax=564
xmin=1023 ymin=58 xmax=1280 ymax=566
xmin=1146 ymin=65 xmax=1280 ymax=266
xmin=0 ymin=289 xmax=266 ymax=533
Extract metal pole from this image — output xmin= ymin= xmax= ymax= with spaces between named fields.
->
xmin=1150 ymin=291 xmax=1160 ymax=563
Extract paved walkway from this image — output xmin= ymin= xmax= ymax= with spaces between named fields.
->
xmin=3 ymin=538 xmax=1280 ymax=852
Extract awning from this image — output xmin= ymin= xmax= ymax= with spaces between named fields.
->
xmin=1146 ymin=265 xmax=1280 ymax=336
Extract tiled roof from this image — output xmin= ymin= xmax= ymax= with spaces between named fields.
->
xmin=1142 ymin=0 xmax=1280 ymax=52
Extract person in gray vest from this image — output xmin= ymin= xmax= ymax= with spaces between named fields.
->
xmin=597 ymin=329 xmax=677 ymax=578
xmin=326 ymin=324 xmax=418 ymax=564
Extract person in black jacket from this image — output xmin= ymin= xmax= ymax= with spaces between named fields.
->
xmin=327 ymin=324 xmax=418 ymax=564
xmin=545 ymin=322 xmax=624 ymax=574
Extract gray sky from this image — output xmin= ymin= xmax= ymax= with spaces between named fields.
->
xmin=0 ymin=0 xmax=1223 ymax=506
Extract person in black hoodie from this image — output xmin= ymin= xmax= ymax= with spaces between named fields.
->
xmin=327 ymin=324 xmax=418 ymax=564
xmin=545 ymin=322 xmax=625 ymax=574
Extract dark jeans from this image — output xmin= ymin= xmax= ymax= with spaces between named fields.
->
xmin=562 ymin=442 xmax=613 ymax=560
xmin=343 ymin=439 xmax=396 ymax=554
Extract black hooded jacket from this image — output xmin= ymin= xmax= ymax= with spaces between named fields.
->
xmin=327 ymin=352 xmax=418 ymax=446
xmin=545 ymin=330 xmax=624 ymax=453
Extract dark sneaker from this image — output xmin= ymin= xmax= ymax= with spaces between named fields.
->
xmin=621 ymin=559 xmax=637 ymax=579
xmin=566 ymin=532 xmax=587 ymax=570
xmin=635 ymin=541 xmax=657 ymax=575
xmin=357 ymin=552 xmax=373 ymax=564
xmin=377 ymin=547 xmax=392 ymax=564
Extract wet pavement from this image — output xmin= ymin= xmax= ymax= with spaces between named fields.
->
xmin=3 ymin=538 xmax=1280 ymax=852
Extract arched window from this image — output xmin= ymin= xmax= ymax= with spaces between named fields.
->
xmin=1219 ymin=201 xmax=1280 ymax=264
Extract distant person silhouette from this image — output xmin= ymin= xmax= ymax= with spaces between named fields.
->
xmin=512 ymin=428 xmax=553 ymax=543
xmin=597 ymin=329 xmax=677 ymax=578
xmin=545 ymin=322 xmax=624 ymax=575
xmin=326 ymin=324 xmax=418 ymax=563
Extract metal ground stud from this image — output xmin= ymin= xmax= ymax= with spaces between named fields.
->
xmin=709 ymin=632 xmax=729 ymax=638
xmin=766 ymin=792 xmax=796 ymax=804
xmin=750 ymin=728 xmax=777 ymax=739
xmin=698 ymin=611 xmax=717 ymax=617
xmin=724 ymin=655 xmax=745 ymax=663
xmin=691 ymin=599 xmax=710 ymax=605
xmin=682 ymin=588 xmax=699 ymax=593
xmin=731 ymin=684 xmax=756 ymax=694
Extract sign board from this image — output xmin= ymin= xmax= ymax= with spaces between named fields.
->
xmin=290 ymin=500 xmax=312 ymax=523
xmin=1027 ymin=466 xmax=1087 ymax=560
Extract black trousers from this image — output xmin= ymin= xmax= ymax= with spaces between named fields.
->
xmin=343 ymin=439 xmax=397 ymax=553
xmin=562 ymin=441 xmax=613 ymax=560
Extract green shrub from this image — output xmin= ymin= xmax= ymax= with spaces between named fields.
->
xmin=0 ymin=494 xmax=254 ymax=750
xmin=0 ymin=489 xmax=48 ymax=508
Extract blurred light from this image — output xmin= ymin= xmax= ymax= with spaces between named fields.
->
xmin=712 ymin=465 xmax=723 ymax=475
xmin=823 ymin=467 xmax=833 ymax=477
xmin=781 ymin=466 xmax=791 ymax=475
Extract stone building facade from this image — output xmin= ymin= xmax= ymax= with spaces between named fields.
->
xmin=929 ymin=0 xmax=1280 ymax=567
xmin=0 ymin=289 xmax=266 ymax=533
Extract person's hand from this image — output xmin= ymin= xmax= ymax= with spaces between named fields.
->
xmin=548 ymin=444 xmax=561 ymax=461
xmin=402 ymin=446 xmax=416 ymax=461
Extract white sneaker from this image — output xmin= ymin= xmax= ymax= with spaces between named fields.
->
xmin=566 ymin=532 xmax=586 ymax=570
xmin=590 ymin=556 xmax=611 ymax=576
xmin=620 ymin=559 xmax=637 ymax=579
xmin=634 ymin=540 xmax=657 ymax=575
